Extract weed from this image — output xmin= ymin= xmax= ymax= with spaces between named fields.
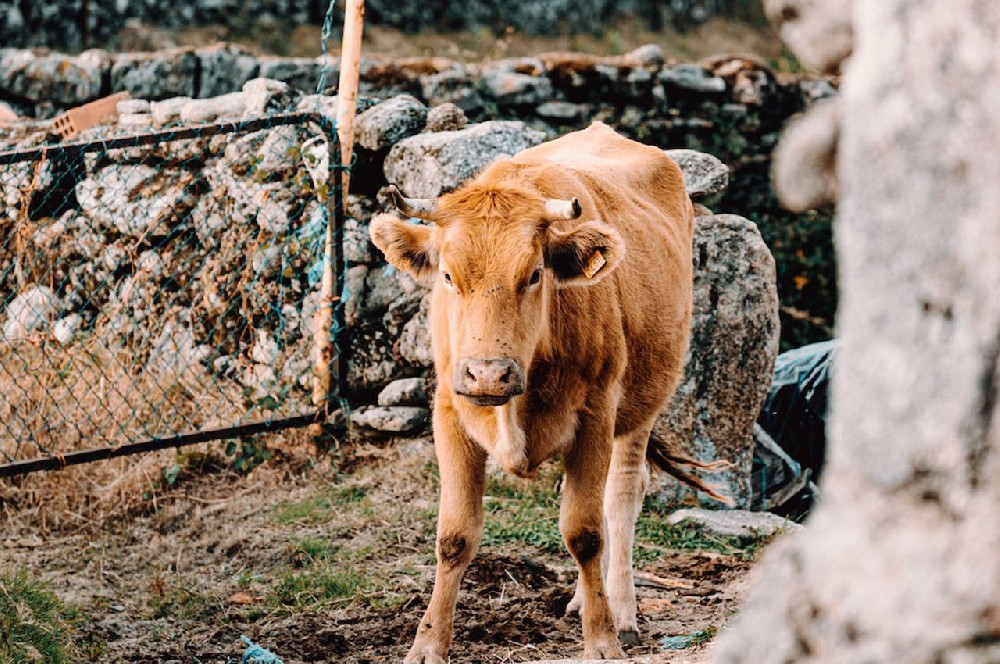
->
xmin=481 ymin=467 xmax=564 ymax=553
xmin=0 ymin=570 xmax=73 ymax=664
xmin=271 ymin=483 xmax=370 ymax=525
xmin=144 ymin=573 xmax=217 ymax=621
xmin=271 ymin=567 xmax=368 ymax=610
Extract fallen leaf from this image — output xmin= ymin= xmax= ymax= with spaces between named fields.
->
xmin=229 ymin=591 xmax=259 ymax=605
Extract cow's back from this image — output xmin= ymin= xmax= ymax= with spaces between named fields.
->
xmin=510 ymin=122 xmax=694 ymax=435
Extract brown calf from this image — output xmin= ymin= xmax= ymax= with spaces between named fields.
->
xmin=370 ymin=122 xmax=728 ymax=663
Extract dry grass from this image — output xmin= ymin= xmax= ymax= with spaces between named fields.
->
xmin=0 ymin=328 xmax=315 ymax=531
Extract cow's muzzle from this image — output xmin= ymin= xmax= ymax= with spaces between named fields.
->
xmin=454 ymin=358 xmax=526 ymax=406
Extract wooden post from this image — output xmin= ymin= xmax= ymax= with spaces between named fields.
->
xmin=335 ymin=0 xmax=365 ymax=195
xmin=312 ymin=0 xmax=364 ymax=438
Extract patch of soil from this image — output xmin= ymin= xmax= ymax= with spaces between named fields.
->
xmin=1 ymin=442 xmax=756 ymax=663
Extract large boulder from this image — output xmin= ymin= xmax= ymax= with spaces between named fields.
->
xmin=0 ymin=49 xmax=107 ymax=106
xmin=653 ymin=214 xmax=781 ymax=509
xmin=665 ymin=148 xmax=729 ymax=199
xmin=111 ymin=48 xmax=198 ymax=100
xmin=355 ymin=95 xmax=428 ymax=152
xmin=383 ymin=120 xmax=546 ymax=198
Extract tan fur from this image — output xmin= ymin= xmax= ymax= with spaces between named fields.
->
xmin=370 ymin=122 xmax=707 ymax=663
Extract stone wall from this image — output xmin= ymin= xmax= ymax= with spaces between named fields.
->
xmin=0 ymin=43 xmax=837 ymax=349
xmin=0 ymin=1 xmax=764 ymax=51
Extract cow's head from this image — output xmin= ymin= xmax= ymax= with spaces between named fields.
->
xmin=370 ymin=180 xmax=624 ymax=407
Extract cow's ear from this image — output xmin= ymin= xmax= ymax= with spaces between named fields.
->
xmin=370 ymin=213 xmax=438 ymax=277
xmin=544 ymin=220 xmax=625 ymax=287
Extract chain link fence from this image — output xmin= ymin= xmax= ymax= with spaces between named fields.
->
xmin=0 ymin=111 xmax=346 ymax=477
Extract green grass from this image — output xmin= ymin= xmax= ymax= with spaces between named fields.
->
xmin=271 ymin=485 xmax=369 ymax=525
xmin=635 ymin=497 xmax=778 ymax=562
xmin=482 ymin=469 xmax=564 ymax=552
xmin=144 ymin=576 xmax=217 ymax=621
xmin=0 ymin=570 xmax=73 ymax=664
xmin=480 ymin=468 xmax=777 ymax=562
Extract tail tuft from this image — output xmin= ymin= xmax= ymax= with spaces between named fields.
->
xmin=646 ymin=433 xmax=736 ymax=507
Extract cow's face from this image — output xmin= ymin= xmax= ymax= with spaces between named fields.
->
xmin=371 ymin=184 xmax=624 ymax=407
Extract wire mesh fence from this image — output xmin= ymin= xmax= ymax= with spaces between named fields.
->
xmin=0 ymin=111 xmax=346 ymax=478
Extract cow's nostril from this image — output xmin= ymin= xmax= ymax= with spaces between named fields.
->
xmin=499 ymin=366 xmax=512 ymax=385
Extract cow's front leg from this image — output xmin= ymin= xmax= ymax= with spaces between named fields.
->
xmin=405 ymin=406 xmax=486 ymax=664
xmin=561 ymin=412 xmax=625 ymax=660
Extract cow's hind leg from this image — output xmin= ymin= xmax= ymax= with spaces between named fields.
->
xmin=603 ymin=422 xmax=653 ymax=644
xmin=561 ymin=412 xmax=625 ymax=660
xmin=405 ymin=406 xmax=486 ymax=664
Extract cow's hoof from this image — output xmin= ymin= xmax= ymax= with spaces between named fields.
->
xmin=584 ymin=638 xmax=626 ymax=660
xmin=403 ymin=652 xmax=446 ymax=664
xmin=565 ymin=590 xmax=584 ymax=617
xmin=619 ymin=628 xmax=640 ymax=647
xmin=403 ymin=644 xmax=447 ymax=664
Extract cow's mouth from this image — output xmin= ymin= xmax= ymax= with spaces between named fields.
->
xmin=461 ymin=394 xmax=512 ymax=407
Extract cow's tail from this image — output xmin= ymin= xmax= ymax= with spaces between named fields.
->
xmin=646 ymin=431 xmax=736 ymax=507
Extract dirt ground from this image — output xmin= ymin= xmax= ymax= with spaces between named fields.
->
xmin=0 ymin=437 xmax=765 ymax=663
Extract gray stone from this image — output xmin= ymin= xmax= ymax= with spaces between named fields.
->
xmin=118 ymin=112 xmax=151 ymax=127
xmin=377 ymin=377 xmax=429 ymax=407
xmin=397 ymin=295 xmax=433 ymax=368
xmin=150 ymin=96 xmax=191 ymax=125
xmin=343 ymin=265 xmax=368 ymax=327
xmin=658 ymin=64 xmax=726 ymax=94
xmin=257 ymin=57 xmax=329 ymax=94
xmin=419 ymin=70 xmax=483 ymax=113
xmin=535 ymin=101 xmax=587 ymax=121
xmin=242 ymin=77 xmax=296 ymax=115
xmin=117 ymin=99 xmax=150 ymax=114
xmin=654 ymin=215 xmax=780 ymax=509
xmin=2 ymin=286 xmax=61 ymax=342
xmin=111 ymin=49 xmax=198 ymax=100
xmin=179 ymin=92 xmax=248 ymax=123
xmin=344 ymin=217 xmax=373 ymax=264
xmin=625 ymin=43 xmax=665 ymax=66
xmin=348 ymin=326 xmax=403 ymax=392
xmin=76 ymin=165 xmax=193 ymax=237
xmin=667 ymin=508 xmax=803 ymax=539
xmin=424 ymin=103 xmax=468 ymax=132
xmin=479 ymin=70 xmax=553 ymax=106
xmin=196 ymin=44 xmax=258 ymax=98
xmin=351 ymin=405 xmax=429 ymax=433
xmin=0 ymin=49 xmax=106 ymax=105
xmin=355 ymin=95 xmax=428 ymax=152
xmin=665 ymin=149 xmax=730 ymax=198
xmin=384 ymin=120 xmax=546 ymax=198
xmin=52 ymin=314 xmax=83 ymax=345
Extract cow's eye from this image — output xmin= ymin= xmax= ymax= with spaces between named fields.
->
xmin=529 ymin=269 xmax=542 ymax=286
xmin=443 ymin=272 xmax=454 ymax=286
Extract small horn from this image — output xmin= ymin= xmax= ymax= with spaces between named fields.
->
xmin=543 ymin=197 xmax=583 ymax=220
xmin=389 ymin=185 xmax=437 ymax=220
